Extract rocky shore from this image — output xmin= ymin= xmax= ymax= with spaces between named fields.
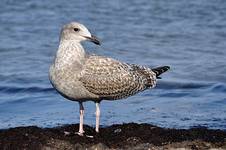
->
xmin=0 ymin=123 xmax=226 ymax=150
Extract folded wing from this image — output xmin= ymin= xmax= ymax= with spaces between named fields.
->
xmin=79 ymin=55 xmax=156 ymax=100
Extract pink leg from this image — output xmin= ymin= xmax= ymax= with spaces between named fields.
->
xmin=95 ymin=102 xmax=100 ymax=133
xmin=78 ymin=102 xmax=84 ymax=135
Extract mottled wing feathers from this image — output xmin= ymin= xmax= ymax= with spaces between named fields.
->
xmin=79 ymin=55 xmax=156 ymax=100
xmin=130 ymin=64 xmax=157 ymax=88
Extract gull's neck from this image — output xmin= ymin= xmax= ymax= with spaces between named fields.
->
xmin=54 ymin=40 xmax=86 ymax=70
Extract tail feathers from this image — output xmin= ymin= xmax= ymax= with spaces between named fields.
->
xmin=152 ymin=66 xmax=170 ymax=79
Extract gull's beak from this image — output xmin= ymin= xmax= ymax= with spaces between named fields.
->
xmin=85 ymin=35 xmax=101 ymax=45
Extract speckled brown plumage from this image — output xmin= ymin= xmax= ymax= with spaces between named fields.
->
xmin=79 ymin=55 xmax=157 ymax=100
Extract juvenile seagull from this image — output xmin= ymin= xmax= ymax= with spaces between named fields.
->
xmin=49 ymin=22 xmax=170 ymax=136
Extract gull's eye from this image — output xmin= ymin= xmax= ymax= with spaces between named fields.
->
xmin=74 ymin=28 xmax=79 ymax=32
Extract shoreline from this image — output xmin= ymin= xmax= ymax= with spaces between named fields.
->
xmin=0 ymin=123 xmax=226 ymax=149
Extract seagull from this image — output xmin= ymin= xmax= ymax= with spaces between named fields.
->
xmin=49 ymin=22 xmax=170 ymax=136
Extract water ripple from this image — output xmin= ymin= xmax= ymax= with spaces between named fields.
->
xmin=0 ymin=85 xmax=54 ymax=94
xmin=157 ymin=81 xmax=212 ymax=89
xmin=0 ymin=0 xmax=226 ymax=130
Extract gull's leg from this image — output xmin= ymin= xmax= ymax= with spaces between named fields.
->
xmin=95 ymin=102 xmax=100 ymax=133
xmin=78 ymin=102 xmax=85 ymax=136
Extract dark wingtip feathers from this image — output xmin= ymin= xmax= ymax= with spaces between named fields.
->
xmin=152 ymin=66 xmax=170 ymax=79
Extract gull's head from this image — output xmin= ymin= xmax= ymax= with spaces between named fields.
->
xmin=60 ymin=22 xmax=101 ymax=45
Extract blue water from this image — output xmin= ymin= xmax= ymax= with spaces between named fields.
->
xmin=0 ymin=0 xmax=226 ymax=130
